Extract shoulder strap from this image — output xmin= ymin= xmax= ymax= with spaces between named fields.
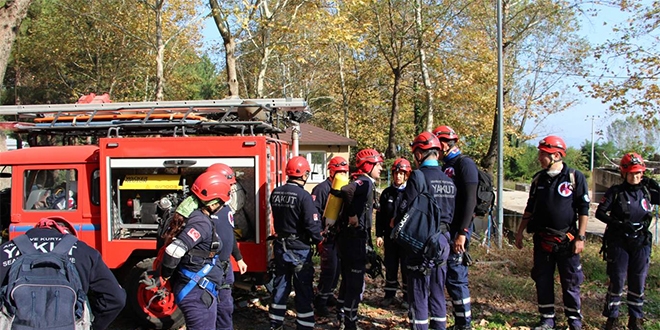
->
xmin=569 ymin=169 xmax=576 ymax=189
xmin=52 ymin=234 xmax=78 ymax=255
xmin=13 ymin=235 xmax=37 ymax=256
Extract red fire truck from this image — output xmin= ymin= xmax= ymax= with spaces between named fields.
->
xmin=0 ymin=97 xmax=310 ymax=329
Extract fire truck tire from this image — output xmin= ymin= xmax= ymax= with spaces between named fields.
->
xmin=126 ymin=257 xmax=185 ymax=330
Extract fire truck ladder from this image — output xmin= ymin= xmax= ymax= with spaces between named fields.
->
xmin=0 ymin=98 xmax=311 ymax=138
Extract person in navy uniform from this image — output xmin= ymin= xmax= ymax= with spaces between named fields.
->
xmin=0 ymin=216 xmax=126 ymax=330
xmin=207 ymin=163 xmax=249 ymax=330
xmin=515 ymin=135 xmax=590 ymax=330
xmin=159 ymin=172 xmax=231 ymax=330
xmin=434 ymin=125 xmax=478 ymax=330
xmin=269 ymin=156 xmax=323 ymax=330
xmin=313 ymin=156 xmax=349 ymax=317
xmin=596 ymin=153 xmax=659 ymax=330
xmin=333 ymin=148 xmax=383 ymax=330
xmin=375 ymin=157 xmax=411 ymax=308
xmin=400 ymin=132 xmax=456 ymax=330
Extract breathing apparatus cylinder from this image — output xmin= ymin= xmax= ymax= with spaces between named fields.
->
xmin=323 ymin=172 xmax=349 ymax=227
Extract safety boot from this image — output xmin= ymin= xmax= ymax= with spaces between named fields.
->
xmin=315 ymin=304 xmax=330 ymax=317
xmin=532 ymin=320 xmax=554 ymax=330
xmin=628 ymin=316 xmax=644 ymax=330
xmin=605 ymin=317 xmax=618 ymax=330
xmin=448 ymin=324 xmax=472 ymax=330
xmin=327 ymin=295 xmax=338 ymax=307
xmin=380 ymin=297 xmax=394 ymax=307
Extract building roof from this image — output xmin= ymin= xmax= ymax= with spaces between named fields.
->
xmin=285 ymin=123 xmax=357 ymax=146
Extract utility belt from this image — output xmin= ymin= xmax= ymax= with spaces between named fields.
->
xmin=536 ymin=227 xmax=575 ymax=255
xmin=271 ymin=236 xmax=312 ymax=273
xmin=602 ymin=221 xmax=651 ymax=257
xmin=176 ymin=255 xmax=220 ymax=304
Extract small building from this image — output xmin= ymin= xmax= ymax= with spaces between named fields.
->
xmin=284 ymin=123 xmax=357 ymax=191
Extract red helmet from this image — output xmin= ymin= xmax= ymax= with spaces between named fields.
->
xmin=356 ymin=149 xmax=384 ymax=172
xmin=620 ymin=152 xmax=646 ymax=174
xmin=286 ymin=156 xmax=311 ymax=177
xmin=538 ymin=135 xmax=567 ymax=157
xmin=35 ymin=216 xmax=78 ymax=236
xmin=328 ymin=156 xmax=349 ymax=177
xmin=191 ymin=172 xmax=232 ymax=203
xmin=410 ymin=131 xmax=442 ymax=153
xmin=391 ymin=158 xmax=412 ymax=174
xmin=207 ymin=163 xmax=237 ymax=185
xmin=433 ymin=125 xmax=459 ymax=141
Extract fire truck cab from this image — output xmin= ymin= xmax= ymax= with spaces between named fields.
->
xmin=0 ymin=98 xmax=310 ymax=329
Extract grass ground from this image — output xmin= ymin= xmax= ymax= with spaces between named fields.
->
xmin=228 ymin=235 xmax=660 ymax=330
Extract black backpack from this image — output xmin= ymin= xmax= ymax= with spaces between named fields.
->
xmin=390 ymin=170 xmax=449 ymax=269
xmin=0 ymin=234 xmax=91 ymax=330
xmin=458 ymin=155 xmax=495 ymax=216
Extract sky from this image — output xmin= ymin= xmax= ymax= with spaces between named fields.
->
xmin=199 ymin=4 xmax=636 ymax=149
xmin=527 ymin=4 xmax=632 ymax=148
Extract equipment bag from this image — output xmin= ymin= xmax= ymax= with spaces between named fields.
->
xmin=538 ymin=227 xmax=574 ymax=254
xmin=457 ymin=155 xmax=494 ymax=216
xmin=391 ymin=170 xmax=447 ymax=267
xmin=0 ymin=234 xmax=91 ymax=330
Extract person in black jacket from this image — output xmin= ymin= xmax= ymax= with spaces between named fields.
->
xmin=400 ymin=132 xmax=456 ymax=330
xmin=596 ymin=153 xmax=659 ymax=330
xmin=434 ymin=125 xmax=478 ymax=330
xmin=375 ymin=157 xmax=411 ymax=308
xmin=515 ymin=135 xmax=590 ymax=330
xmin=313 ymin=156 xmax=349 ymax=316
xmin=334 ymin=148 xmax=383 ymax=330
xmin=269 ymin=156 xmax=323 ymax=330
xmin=0 ymin=216 xmax=126 ymax=330
xmin=159 ymin=172 xmax=230 ymax=330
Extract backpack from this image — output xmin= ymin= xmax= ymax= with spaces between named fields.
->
xmin=0 ymin=234 xmax=91 ymax=330
xmin=457 ymin=155 xmax=495 ymax=216
xmin=391 ymin=170 xmax=449 ymax=270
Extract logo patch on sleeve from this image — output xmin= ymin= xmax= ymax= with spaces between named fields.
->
xmin=313 ymin=213 xmax=319 ymax=221
xmin=312 ymin=195 xmax=316 ymax=201
xmin=356 ymin=180 xmax=363 ymax=186
xmin=187 ymin=228 xmax=201 ymax=242
xmin=228 ymin=212 xmax=235 ymax=228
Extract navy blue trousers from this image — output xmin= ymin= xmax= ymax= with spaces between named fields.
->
xmin=176 ymin=285 xmax=217 ymax=330
xmin=337 ymin=235 xmax=366 ymax=330
xmin=384 ymin=235 xmax=407 ymax=299
xmin=446 ymin=232 xmax=472 ymax=326
xmin=316 ymin=236 xmax=340 ymax=305
xmin=603 ymin=242 xmax=651 ymax=319
xmin=407 ymin=232 xmax=450 ymax=330
xmin=269 ymin=242 xmax=315 ymax=330
xmin=532 ymin=236 xmax=584 ymax=328
xmin=216 ymin=263 xmax=234 ymax=330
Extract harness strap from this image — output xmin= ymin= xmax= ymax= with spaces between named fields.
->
xmin=175 ymin=255 xmax=219 ymax=303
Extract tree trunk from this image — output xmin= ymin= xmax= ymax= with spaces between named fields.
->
xmin=415 ymin=0 xmax=434 ymax=132
xmin=155 ymin=0 xmax=165 ymax=101
xmin=256 ymin=46 xmax=272 ymax=98
xmin=0 ymin=0 xmax=32 ymax=90
xmin=336 ymin=45 xmax=350 ymax=138
xmin=210 ymin=0 xmax=239 ymax=98
xmin=386 ymin=68 xmax=402 ymax=158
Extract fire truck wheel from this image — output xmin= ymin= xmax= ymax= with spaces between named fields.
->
xmin=126 ymin=257 xmax=185 ymax=330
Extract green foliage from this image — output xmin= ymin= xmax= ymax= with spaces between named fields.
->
xmin=579 ymin=139 xmax=619 ymax=169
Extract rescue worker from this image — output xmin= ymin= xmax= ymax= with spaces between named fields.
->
xmin=596 ymin=153 xmax=659 ymax=330
xmin=313 ymin=156 xmax=349 ymax=317
xmin=333 ymin=148 xmax=383 ymax=330
xmin=434 ymin=125 xmax=477 ymax=330
xmin=0 ymin=217 xmax=127 ymax=330
xmin=401 ymin=132 xmax=456 ymax=330
xmin=207 ymin=163 xmax=249 ymax=330
xmin=159 ymin=172 xmax=231 ymax=330
xmin=375 ymin=157 xmax=411 ymax=308
xmin=515 ymin=135 xmax=590 ymax=330
xmin=269 ymin=156 xmax=323 ymax=330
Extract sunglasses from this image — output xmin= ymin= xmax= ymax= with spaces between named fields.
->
xmin=329 ymin=161 xmax=348 ymax=167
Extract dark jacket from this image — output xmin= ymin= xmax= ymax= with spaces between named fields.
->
xmin=0 ymin=228 xmax=126 ymax=330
